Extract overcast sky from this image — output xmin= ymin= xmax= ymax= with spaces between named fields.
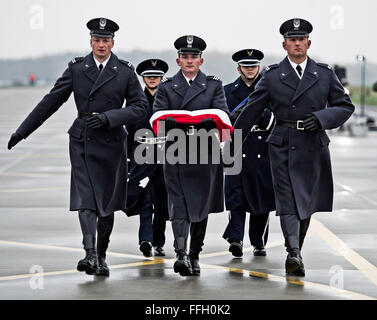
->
xmin=1 ymin=0 xmax=376 ymax=64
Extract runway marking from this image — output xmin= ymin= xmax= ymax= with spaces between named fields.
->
xmin=0 ymin=153 xmax=68 ymax=159
xmin=0 ymin=172 xmax=69 ymax=178
xmin=0 ymin=240 xmax=154 ymax=261
xmin=336 ymin=182 xmax=377 ymax=207
xmin=0 ymin=260 xmax=164 ymax=282
xmin=200 ymin=263 xmax=375 ymax=300
xmin=0 ymin=186 xmax=69 ymax=193
xmin=0 ymin=269 xmax=79 ymax=281
xmin=0 ymin=240 xmax=375 ymax=300
xmin=312 ymin=218 xmax=377 ymax=288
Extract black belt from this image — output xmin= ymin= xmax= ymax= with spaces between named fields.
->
xmin=77 ymin=112 xmax=100 ymax=119
xmin=276 ymin=119 xmax=305 ymax=130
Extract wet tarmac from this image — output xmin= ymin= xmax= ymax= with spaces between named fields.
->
xmin=0 ymin=87 xmax=377 ymax=300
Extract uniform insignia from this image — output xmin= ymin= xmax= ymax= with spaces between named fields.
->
xmin=151 ymin=60 xmax=157 ymax=67
xmin=235 ymin=84 xmax=239 ymax=87
xmin=293 ymin=18 xmax=300 ymax=30
xmin=265 ymin=64 xmax=278 ymax=72
xmin=113 ymin=66 xmax=117 ymax=70
xmin=85 ymin=64 xmax=89 ymax=68
xmin=187 ymin=35 xmax=194 ymax=48
xmin=119 ymin=59 xmax=134 ymax=69
xmin=247 ymin=50 xmax=253 ymax=56
xmin=317 ymin=63 xmax=332 ymax=71
xmin=202 ymin=83 xmax=206 ymax=86
xmin=161 ymin=77 xmax=172 ymax=83
xmin=281 ymin=73 xmax=286 ymax=76
xmin=207 ymin=75 xmax=220 ymax=81
xmin=99 ymin=18 xmax=107 ymax=30
xmin=69 ymin=57 xmax=84 ymax=66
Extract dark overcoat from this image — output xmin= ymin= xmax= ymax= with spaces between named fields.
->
xmin=233 ymin=56 xmax=355 ymax=219
xmin=153 ymin=70 xmax=229 ymax=222
xmin=125 ymin=88 xmax=169 ymax=220
xmin=224 ymin=76 xmax=275 ymax=214
xmin=16 ymin=53 xmax=148 ymax=217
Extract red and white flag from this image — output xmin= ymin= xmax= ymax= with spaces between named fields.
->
xmin=149 ymin=109 xmax=234 ymax=142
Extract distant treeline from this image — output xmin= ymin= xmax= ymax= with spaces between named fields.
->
xmin=0 ymin=50 xmax=376 ymax=86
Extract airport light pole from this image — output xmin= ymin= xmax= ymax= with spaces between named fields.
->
xmin=356 ymin=55 xmax=366 ymax=117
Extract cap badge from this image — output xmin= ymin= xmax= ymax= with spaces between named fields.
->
xmin=293 ymin=18 xmax=300 ymax=30
xmin=187 ymin=35 xmax=194 ymax=48
xmin=151 ymin=60 xmax=157 ymax=67
xmin=99 ymin=18 xmax=107 ymax=30
xmin=247 ymin=50 xmax=253 ymax=56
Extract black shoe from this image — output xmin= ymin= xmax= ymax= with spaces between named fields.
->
xmin=153 ymin=246 xmax=166 ymax=257
xmin=285 ymin=250 xmax=304 ymax=276
xmin=229 ymin=240 xmax=243 ymax=257
xmin=253 ymin=246 xmax=267 ymax=256
xmin=287 ymin=266 xmax=305 ymax=277
xmin=173 ymin=252 xmax=193 ymax=276
xmin=189 ymin=257 xmax=201 ymax=276
xmin=140 ymin=241 xmax=153 ymax=257
xmin=96 ymin=256 xmax=110 ymax=276
xmin=77 ymin=249 xmax=98 ymax=275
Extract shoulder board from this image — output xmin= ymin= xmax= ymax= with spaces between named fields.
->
xmin=119 ymin=59 xmax=134 ymax=69
xmin=207 ymin=75 xmax=220 ymax=81
xmin=317 ymin=63 xmax=332 ymax=70
xmin=264 ymin=64 xmax=278 ymax=72
xmin=68 ymin=57 xmax=84 ymax=66
xmin=161 ymin=77 xmax=172 ymax=83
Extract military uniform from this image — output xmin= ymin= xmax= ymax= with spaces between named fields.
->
xmin=125 ymin=59 xmax=169 ymax=257
xmin=153 ymin=35 xmax=229 ymax=276
xmin=233 ymin=19 xmax=355 ymax=275
xmin=9 ymin=18 xmax=148 ymax=276
xmin=223 ymin=52 xmax=276 ymax=254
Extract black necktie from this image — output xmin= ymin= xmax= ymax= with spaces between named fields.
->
xmin=99 ymin=64 xmax=103 ymax=72
xmin=189 ymin=79 xmax=193 ymax=85
xmin=296 ymin=65 xmax=302 ymax=77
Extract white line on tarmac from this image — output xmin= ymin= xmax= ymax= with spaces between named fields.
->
xmin=0 ymin=238 xmax=376 ymax=299
xmin=312 ymin=218 xmax=377 ymax=289
xmin=0 ymin=186 xmax=69 ymax=193
xmin=200 ymin=263 xmax=376 ymax=300
xmin=336 ymin=182 xmax=377 ymax=207
xmin=0 ymin=240 xmax=154 ymax=261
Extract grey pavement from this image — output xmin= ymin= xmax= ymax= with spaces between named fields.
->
xmin=0 ymin=87 xmax=377 ymax=300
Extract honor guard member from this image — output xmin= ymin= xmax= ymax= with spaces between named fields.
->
xmin=230 ymin=18 xmax=354 ymax=276
xmin=153 ymin=35 xmax=229 ymax=276
xmin=7 ymin=17 xmax=148 ymax=277
xmin=126 ymin=59 xmax=170 ymax=257
xmin=223 ymin=49 xmax=275 ymax=257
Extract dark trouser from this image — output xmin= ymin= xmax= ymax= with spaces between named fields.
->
xmin=280 ymin=214 xmax=311 ymax=252
xmin=78 ymin=209 xmax=114 ymax=257
xmin=172 ymin=218 xmax=208 ymax=257
xmin=138 ymin=190 xmax=167 ymax=247
xmin=222 ymin=210 xmax=270 ymax=247
xmin=139 ymin=191 xmax=153 ymax=244
xmin=153 ymin=217 xmax=167 ymax=248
